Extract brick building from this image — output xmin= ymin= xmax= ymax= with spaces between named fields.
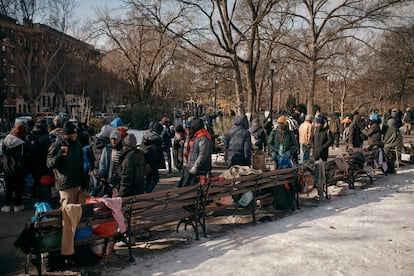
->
xmin=0 ymin=15 xmax=100 ymax=123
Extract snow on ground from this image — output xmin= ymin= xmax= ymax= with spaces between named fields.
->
xmin=100 ymin=166 xmax=414 ymax=276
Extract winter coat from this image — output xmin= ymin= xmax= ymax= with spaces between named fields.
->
xmin=299 ymin=121 xmax=313 ymax=145
xmin=268 ymin=126 xmax=298 ymax=161
xmin=160 ymin=125 xmax=174 ymax=150
xmin=403 ymin=110 xmax=413 ymax=124
xmin=224 ymin=115 xmax=252 ymax=167
xmin=47 ymin=137 xmax=86 ymax=191
xmin=27 ymin=126 xmax=51 ymax=177
xmin=311 ymin=126 xmax=333 ymax=161
xmin=384 ymin=123 xmax=403 ymax=152
xmin=347 ymin=115 xmax=363 ymax=148
xmin=2 ymin=134 xmax=28 ymax=177
xmin=250 ymin=125 xmax=267 ymax=151
xmin=141 ymin=130 xmax=164 ymax=169
xmin=188 ymin=128 xmax=213 ymax=176
xmin=362 ymin=121 xmax=381 ymax=146
xmin=117 ymin=148 xmax=146 ymax=197
xmin=98 ymin=142 xmax=123 ymax=180
xmin=329 ymin=116 xmax=341 ymax=133
xmin=173 ymin=132 xmax=185 ymax=170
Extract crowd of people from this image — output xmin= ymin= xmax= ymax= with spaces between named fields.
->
xmin=1 ymin=105 xmax=412 ymax=213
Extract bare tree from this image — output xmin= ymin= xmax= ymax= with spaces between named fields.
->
xmin=85 ymin=4 xmax=180 ymax=105
xmin=275 ymin=0 xmax=410 ymax=115
xmin=130 ymin=0 xmax=282 ymax=115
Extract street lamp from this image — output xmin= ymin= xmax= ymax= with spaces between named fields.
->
xmin=269 ymin=59 xmax=276 ymax=119
xmin=214 ymin=76 xmax=219 ymax=113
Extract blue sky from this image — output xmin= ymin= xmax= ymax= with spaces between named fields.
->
xmin=76 ymin=0 xmax=123 ymax=20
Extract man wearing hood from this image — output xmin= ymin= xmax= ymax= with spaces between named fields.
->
xmin=116 ymin=133 xmax=147 ymax=197
xmin=1 ymin=124 xmax=28 ymax=212
xmin=141 ymin=122 xmax=164 ymax=192
xmin=224 ymin=114 xmax=252 ymax=168
xmin=384 ymin=119 xmax=403 ymax=153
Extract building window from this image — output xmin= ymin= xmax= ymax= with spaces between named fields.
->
xmin=1 ymin=45 xmax=5 ymax=52
xmin=10 ymin=86 xmax=15 ymax=98
xmin=10 ymin=67 xmax=15 ymax=75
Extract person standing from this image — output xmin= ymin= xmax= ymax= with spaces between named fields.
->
xmin=311 ymin=116 xmax=333 ymax=161
xmin=224 ymin=114 xmax=252 ymax=168
xmin=183 ymin=117 xmax=213 ymax=186
xmin=298 ymin=115 xmax=313 ymax=163
xmin=91 ymin=130 xmax=123 ymax=197
xmin=141 ymin=122 xmax=164 ymax=193
xmin=329 ymin=112 xmax=341 ymax=149
xmin=160 ymin=117 xmax=175 ymax=175
xmin=347 ymin=112 xmax=363 ymax=149
xmin=172 ymin=124 xmax=186 ymax=173
xmin=116 ymin=133 xmax=147 ymax=197
xmin=250 ymin=118 xmax=267 ymax=152
xmin=27 ymin=121 xmax=51 ymax=201
xmin=268 ymin=116 xmax=298 ymax=168
xmin=403 ymin=107 xmax=413 ymax=135
xmin=1 ymin=124 xmax=28 ymax=212
xmin=177 ymin=121 xmax=194 ymax=188
xmin=47 ymin=121 xmax=87 ymax=206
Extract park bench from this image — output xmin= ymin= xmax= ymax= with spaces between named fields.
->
xmin=21 ymin=184 xmax=204 ymax=275
xmin=122 ymin=184 xmax=204 ymax=261
xmin=324 ymin=148 xmax=379 ymax=199
xmin=20 ymin=200 xmax=121 ymax=276
xmin=199 ymin=167 xmax=298 ymax=236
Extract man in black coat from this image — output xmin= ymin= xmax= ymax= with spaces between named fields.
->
xmin=311 ymin=116 xmax=333 ymax=161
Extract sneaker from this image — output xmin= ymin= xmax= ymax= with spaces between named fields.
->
xmin=14 ymin=205 xmax=24 ymax=212
xmin=1 ymin=205 xmax=11 ymax=212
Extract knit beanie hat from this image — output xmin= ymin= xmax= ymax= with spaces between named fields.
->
xmin=110 ymin=130 xmax=121 ymax=140
xmin=191 ymin=117 xmax=204 ymax=132
xmin=12 ymin=124 xmax=27 ymax=140
xmin=123 ymin=133 xmax=137 ymax=148
xmin=63 ymin=121 xmax=77 ymax=135
xmin=152 ymin=122 xmax=164 ymax=135
xmin=277 ymin=116 xmax=287 ymax=125
xmin=305 ymin=115 xmax=313 ymax=121
xmin=387 ymin=118 xmax=395 ymax=128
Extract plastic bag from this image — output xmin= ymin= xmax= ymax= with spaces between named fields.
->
xmin=31 ymin=202 xmax=53 ymax=222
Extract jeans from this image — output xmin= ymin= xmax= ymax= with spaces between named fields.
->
xmin=163 ymin=148 xmax=172 ymax=173
xmin=300 ymin=143 xmax=311 ymax=164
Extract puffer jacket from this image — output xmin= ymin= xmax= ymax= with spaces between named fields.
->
xmin=117 ymin=148 xmax=146 ymax=197
xmin=47 ymin=137 xmax=86 ymax=191
xmin=141 ymin=130 xmax=164 ymax=169
xmin=224 ymin=114 xmax=252 ymax=167
xmin=188 ymin=128 xmax=213 ymax=176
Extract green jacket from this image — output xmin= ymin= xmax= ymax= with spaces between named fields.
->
xmin=268 ymin=127 xmax=298 ymax=160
